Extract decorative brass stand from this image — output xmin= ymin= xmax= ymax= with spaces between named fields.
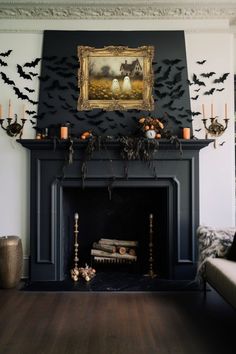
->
xmin=0 ymin=114 xmax=27 ymax=138
xmin=70 ymin=213 xmax=80 ymax=281
xmin=202 ymin=117 xmax=229 ymax=148
xmin=145 ymin=213 xmax=157 ymax=278
xmin=70 ymin=213 xmax=96 ymax=282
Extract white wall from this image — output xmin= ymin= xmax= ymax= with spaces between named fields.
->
xmin=0 ymin=21 xmax=235 ymax=277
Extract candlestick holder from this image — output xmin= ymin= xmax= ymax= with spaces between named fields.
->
xmin=0 ymin=114 xmax=27 ymax=138
xmin=145 ymin=213 xmax=157 ymax=278
xmin=70 ymin=214 xmax=80 ymax=281
xmin=202 ymin=116 xmax=229 ymax=147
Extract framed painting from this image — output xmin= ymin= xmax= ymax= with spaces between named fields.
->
xmin=77 ymin=45 xmax=154 ymax=111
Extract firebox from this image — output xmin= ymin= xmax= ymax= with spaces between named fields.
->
xmin=19 ymin=139 xmax=211 ymax=281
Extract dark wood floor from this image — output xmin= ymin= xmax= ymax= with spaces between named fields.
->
xmin=0 ymin=287 xmax=235 ymax=354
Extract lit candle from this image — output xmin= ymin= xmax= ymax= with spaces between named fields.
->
xmin=60 ymin=125 xmax=68 ymax=139
xmin=202 ymin=104 xmax=205 ymax=119
xmin=74 ymin=213 xmax=79 ymax=221
xmin=211 ymin=103 xmax=213 ymax=117
xmin=0 ymin=104 xmax=2 ymax=119
xmin=8 ymin=99 xmax=12 ymax=118
xmin=225 ymin=103 xmax=228 ymax=119
xmin=183 ymin=127 xmax=191 ymax=140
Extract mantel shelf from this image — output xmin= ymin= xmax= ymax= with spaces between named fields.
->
xmin=17 ymin=138 xmax=213 ymax=151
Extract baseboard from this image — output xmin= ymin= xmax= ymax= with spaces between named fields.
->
xmin=22 ymin=255 xmax=29 ymax=280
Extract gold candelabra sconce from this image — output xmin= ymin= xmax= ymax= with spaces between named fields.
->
xmin=201 ymin=103 xmax=229 ymax=148
xmin=0 ymin=101 xmax=27 ymax=138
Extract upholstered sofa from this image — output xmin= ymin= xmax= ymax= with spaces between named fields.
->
xmin=197 ymin=226 xmax=236 ymax=308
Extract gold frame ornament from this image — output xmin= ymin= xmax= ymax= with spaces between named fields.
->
xmin=77 ymin=45 xmax=154 ymax=111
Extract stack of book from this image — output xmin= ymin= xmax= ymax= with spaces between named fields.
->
xmin=91 ymin=238 xmax=138 ymax=264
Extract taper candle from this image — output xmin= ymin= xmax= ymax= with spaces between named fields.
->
xmin=0 ymin=104 xmax=2 ymax=119
xmin=74 ymin=213 xmax=79 ymax=221
xmin=211 ymin=103 xmax=213 ymax=117
xmin=202 ymin=104 xmax=205 ymax=119
xmin=8 ymin=99 xmax=12 ymax=118
xmin=22 ymin=104 xmax=25 ymax=119
xmin=225 ymin=103 xmax=228 ymax=119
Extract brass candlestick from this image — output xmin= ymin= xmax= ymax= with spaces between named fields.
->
xmin=0 ymin=114 xmax=27 ymax=138
xmin=70 ymin=213 xmax=80 ymax=281
xmin=145 ymin=213 xmax=157 ymax=278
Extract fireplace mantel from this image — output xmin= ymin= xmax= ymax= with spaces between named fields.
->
xmin=18 ymin=138 xmax=212 ymax=282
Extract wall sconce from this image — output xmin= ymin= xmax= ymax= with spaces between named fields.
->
xmin=201 ymin=103 xmax=229 ymax=147
xmin=0 ymin=101 xmax=27 ymax=139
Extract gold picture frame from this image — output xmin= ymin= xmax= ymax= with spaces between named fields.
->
xmin=77 ymin=45 xmax=154 ymax=111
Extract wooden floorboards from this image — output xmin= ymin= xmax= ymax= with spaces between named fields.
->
xmin=0 ymin=288 xmax=235 ymax=354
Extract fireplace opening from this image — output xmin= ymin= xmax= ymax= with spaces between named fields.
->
xmin=63 ymin=186 xmax=170 ymax=279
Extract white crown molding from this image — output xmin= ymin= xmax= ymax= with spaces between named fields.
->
xmin=0 ymin=3 xmax=235 ymax=24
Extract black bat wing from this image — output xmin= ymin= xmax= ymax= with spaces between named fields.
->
xmin=196 ymin=60 xmax=206 ymax=65
xmin=17 ymin=64 xmax=32 ymax=80
xmin=24 ymin=58 xmax=41 ymax=68
xmin=200 ymin=72 xmax=215 ymax=78
xmin=13 ymin=86 xmax=29 ymax=100
xmin=24 ymin=87 xmax=35 ymax=93
xmin=191 ymin=95 xmax=199 ymax=100
xmin=0 ymin=58 xmax=7 ymax=66
xmin=213 ymin=73 xmax=229 ymax=83
xmin=204 ymin=88 xmax=215 ymax=95
xmin=0 ymin=49 xmax=12 ymax=57
xmin=0 ymin=72 xmax=15 ymax=85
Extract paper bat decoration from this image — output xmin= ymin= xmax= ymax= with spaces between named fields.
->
xmin=162 ymin=100 xmax=174 ymax=108
xmin=187 ymin=80 xmax=193 ymax=86
xmin=29 ymin=72 xmax=38 ymax=77
xmin=194 ymin=88 xmax=200 ymax=92
xmin=154 ymin=82 xmax=164 ymax=89
xmin=57 ymin=71 xmax=75 ymax=78
xmin=25 ymin=110 xmax=36 ymax=115
xmin=187 ymin=118 xmax=193 ymax=122
xmin=43 ymin=102 xmax=55 ymax=109
xmin=179 ymin=114 xmax=188 ymax=118
xmin=114 ymin=111 xmax=125 ymax=117
xmin=0 ymin=58 xmax=7 ymax=66
xmin=88 ymin=120 xmax=104 ymax=126
xmin=23 ymin=58 xmax=41 ymax=68
xmin=191 ymin=95 xmax=199 ymax=100
xmin=192 ymin=74 xmax=205 ymax=86
xmin=54 ymin=57 xmax=67 ymax=65
xmin=200 ymin=72 xmax=215 ymax=78
xmin=204 ymin=88 xmax=215 ymax=95
xmin=30 ymin=119 xmax=36 ymax=125
xmin=85 ymin=110 xmax=104 ymax=118
xmin=58 ymin=95 xmax=66 ymax=101
xmin=213 ymin=73 xmax=229 ymax=83
xmin=46 ymin=65 xmax=65 ymax=72
xmin=99 ymin=127 xmax=108 ymax=133
xmin=44 ymin=80 xmax=67 ymax=91
xmin=13 ymin=86 xmax=30 ymax=100
xmin=155 ymin=91 xmax=167 ymax=99
xmin=38 ymin=74 xmax=50 ymax=82
xmin=166 ymin=72 xmax=182 ymax=87
xmin=71 ymin=94 xmax=77 ymax=101
xmin=0 ymin=49 xmax=12 ymax=57
xmin=216 ymin=88 xmax=225 ymax=92
xmin=67 ymin=81 xmax=79 ymax=91
xmin=158 ymin=66 xmax=171 ymax=81
xmin=170 ymin=90 xmax=185 ymax=100
xmin=120 ymin=123 xmax=128 ymax=128
xmin=24 ymin=87 xmax=35 ymax=93
xmin=176 ymin=66 xmax=185 ymax=71
xmin=106 ymin=117 xmax=114 ymax=122
xmin=74 ymin=116 xmax=85 ymax=121
xmin=194 ymin=128 xmax=202 ymax=132
xmin=109 ymin=124 xmax=117 ymax=129
xmin=162 ymin=59 xmax=181 ymax=65
xmin=42 ymin=55 xmax=57 ymax=61
xmin=154 ymin=66 xmax=162 ymax=74
xmin=0 ymin=72 xmax=15 ymax=85
xmin=196 ymin=60 xmax=206 ymax=65
xmin=17 ymin=64 xmax=32 ymax=80
xmin=186 ymin=109 xmax=201 ymax=116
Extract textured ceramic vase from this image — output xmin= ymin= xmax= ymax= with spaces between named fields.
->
xmin=0 ymin=236 xmax=23 ymax=288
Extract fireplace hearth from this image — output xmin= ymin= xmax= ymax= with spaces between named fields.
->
xmin=19 ymin=139 xmax=211 ymax=282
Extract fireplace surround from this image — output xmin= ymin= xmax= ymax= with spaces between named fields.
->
xmin=19 ymin=139 xmax=211 ymax=282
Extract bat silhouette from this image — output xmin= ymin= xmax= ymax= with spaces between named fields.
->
xmin=187 ymin=79 xmax=193 ymax=86
xmin=213 ymin=73 xmax=229 ymax=83
xmin=155 ymin=91 xmax=167 ymax=99
xmin=58 ymin=95 xmax=66 ymax=101
xmin=186 ymin=110 xmax=201 ymax=116
xmin=17 ymin=64 xmax=32 ymax=80
xmin=54 ymin=57 xmax=67 ymax=65
xmin=30 ymin=119 xmax=36 ymax=125
xmin=88 ymin=120 xmax=104 ymax=126
xmin=114 ymin=111 xmax=125 ymax=117
xmin=179 ymin=114 xmax=188 ymax=118
xmin=120 ymin=123 xmax=128 ymax=128
xmin=176 ymin=66 xmax=185 ymax=71
xmin=171 ymin=90 xmax=185 ymax=99
xmin=71 ymin=94 xmax=77 ymax=101
xmin=0 ymin=58 xmax=7 ymax=66
xmin=0 ymin=49 xmax=12 ymax=57
xmin=194 ymin=88 xmax=200 ymax=92
xmin=200 ymin=72 xmax=215 ymax=78
xmin=191 ymin=95 xmax=199 ymax=100
xmin=158 ymin=66 xmax=171 ymax=81
xmin=99 ymin=127 xmax=108 ymax=133
xmin=13 ymin=86 xmax=30 ymax=100
xmin=0 ymin=72 xmax=15 ymax=85
xmin=45 ymin=80 xmax=67 ymax=91
xmin=163 ymin=100 xmax=174 ymax=108
xmin=74 ymin=116 xmax=85 ymax=121
xmin=204 ymin=88 xmax=215 ymax=95
xmin=216 ymin=88 xmax=225 ymax=92
xmin=85 ymin=110 xmax=104 ymax=118
xmin=106 ymin=117 xmax=114 ymax=122
xmin=43 ymin=102 xmax=54 ymax=109
xmin=219 ymin=141 xmax=226 ymax=146
xmin=187 ymin=118 xmax=193 ymax=122
xmin=194 ymin=128 xmax=202 ymax=132
xmin=42 ymin=55 xmax=57 ymax=61
xmin=192 ymin=74 xmax=205 ymax=86
xmin=29 ymin=72 xmax=38 ymax=77
xmin=154 ymin=82 xmax=164 ymax=89
xmin=196 ymin=60 xmax=206 ymax=65
xmin=46 ymin=65 xmax=65 ymax=72
xmin=24 ymin=87 xmax=35 ymax=93
xmin=67 ymin=81 xmax=79 ymax=91
xmin=57 ymin=71 xmax=75 ymax=78
xmin=25 ymin=110 xmax=36 ymax=115
xmin=23 ymin=58 xmax=41 ymax=68
xmin=110 ymin=124 xmax=117 ymax=129
xmin=162 ymin=59 xmax=181 ymax=65
xmin=166 ymin=72 xmax=182 ymax=86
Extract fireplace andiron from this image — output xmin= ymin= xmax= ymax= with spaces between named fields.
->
xmin=70 ymin=213 xmax=96 ymax=282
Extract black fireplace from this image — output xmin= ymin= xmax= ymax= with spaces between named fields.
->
xmin=19 ymin=139 xmax=210 ymax=281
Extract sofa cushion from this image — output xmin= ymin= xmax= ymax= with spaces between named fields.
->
xmin=196 ymin=226 xmax=235 ymax=280
xmin=226 ymin=232 xmax=236 ymax=261
xmin=206 ymin=258 xmax=236 ymax=308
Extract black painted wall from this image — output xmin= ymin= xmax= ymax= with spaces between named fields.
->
xmin=37 ymin=30 xmax=191 ymax=137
